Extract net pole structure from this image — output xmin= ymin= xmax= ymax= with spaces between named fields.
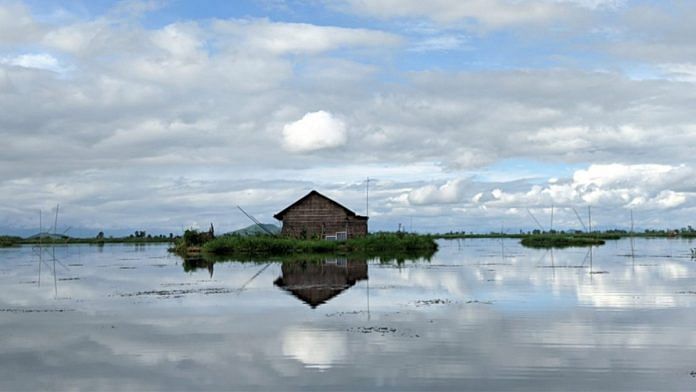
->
xmin=630 ymin=209 xmax=636 ymax=259
xmin=550 ymin=204 xmax=554 ymax=232
xmin=53 ymin=204 xmax=59 ymax=235
xmin=237 ymin=206 xmax=275 ymax=235
xmin=526 ymin=208 xmax=546 ymax=232
xmin=365 ymin=177 xmax=370 ymax=217
xmin=573 ymin=207 xmax=588 ymax=232
xmin=38 ymin=210 xmax=42 ymax=287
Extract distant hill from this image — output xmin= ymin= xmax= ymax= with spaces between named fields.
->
xmin=228 ymin=224 xmax=281 ymax=237
xmin=27 ymin=232 xmax=71 ymax=240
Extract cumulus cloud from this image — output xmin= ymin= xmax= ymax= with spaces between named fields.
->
xmin=401 ymin=163 xmax=694 ymax=211
xmin=409 ymin=34 xmax=469 ymax=52
xmin=332 ymin=0 xmax=621 ymax=29
xmin=471 ymin=164 xmax=694 ymax=210
xmin=1 ymin=1 xmax=696 ymax=234
xmin=0 ymin=53 xmax=61 ymax=72
xmin=0 ymin=2 xmax=41 ymax=44
xmin=282 ymin=111 xmax=348 ymax=153
xmin=212 ymin=18 xmax=401 ymax=54
xmin=405 ymin=164 xmax=696 ymax=210
xmin=407 ymin=179 xmax=467 ymax=205
xmin=379 ymin=163 xmax=696 ymax=232
xmin=658 ymin=63 xmax=696 ymax=82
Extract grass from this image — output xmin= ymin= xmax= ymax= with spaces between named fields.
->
xmin=520 ymin=235 xmax=606 ymax=249
xmin=194 ymin=232 xmax=438 ymax=258
xmin=433 ymin=230 xmax=618 ymax=249
xmin=435 ymin=231 xmax=622 ymax=240
xmin=19 ymin=237 xmax=175 ymax=245
xmin=0 ymin=236 xmax=21 ymax=247
xmin=435 ymin=229 xmax=696 ymax=240
xmin=202 ymin=236 xmax=339 ymax=254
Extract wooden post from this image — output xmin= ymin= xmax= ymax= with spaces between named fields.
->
xmin=365 ymin=177 xmax=370 ymax=217
xmin=550 ymin=204 xmax=554 ymax=232
xmin=630 ymin=209 xmax=635 ymax=260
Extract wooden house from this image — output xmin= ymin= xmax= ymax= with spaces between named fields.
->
xmin=273 ymin=190 xmax=368 ymax=240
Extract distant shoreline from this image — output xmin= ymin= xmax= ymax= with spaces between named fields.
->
xmin=2 ymin=229 xmax=694 ymax=250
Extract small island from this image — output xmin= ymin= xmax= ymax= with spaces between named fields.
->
xmin=172 ymin=191 xmax=439 ymax=260
xmin=173 ymin=230 xmax=438 ymax=260
xmin=519 ymin=234 xmax=606 ymax=248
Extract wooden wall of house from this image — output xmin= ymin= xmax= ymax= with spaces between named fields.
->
xmin=279 ymin=193 xmax=367 ymax=239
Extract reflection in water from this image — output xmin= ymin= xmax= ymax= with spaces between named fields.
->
xmin=274 ymin=258 xmax=368 ymax=308
xmin=182 ymin=257 xmax=215 ymax=278
xmin=180 ymin=256 xmax=370 ymax=305
xmin=282 ymin=326 xmax=348 ymax=369
xmin=4 ymin=239 xmax=696 ymax=390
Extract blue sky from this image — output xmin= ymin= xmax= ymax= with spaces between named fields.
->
xmin=1 ymin=0 xmax=696 ymax=236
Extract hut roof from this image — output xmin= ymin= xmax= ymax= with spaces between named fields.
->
xmin=273 ymin=190 xmax=368 ymax=221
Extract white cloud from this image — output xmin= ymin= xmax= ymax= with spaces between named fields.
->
xmin=396 ymin=163 xmax=694 ymax=212
xmin=150 ymin=23 xmax=204 ymax=59
xmin=478 ymin=164 xmax=694 ymax=211
xmin=282 ymin=111 xmax=348 ymax=153
xmin=0 ymin=53 xmax=61 ymax=72
xmin=658 ymin=63 xmax=696 ymax=82
xmin=572 ymin=164 xmax=687 ymax=190
xmin=42 ymin=21 xmax=109 ymax=54
xmin=409 ymin=34 xmax=469 ymax=52
xmin=0 ymin=2 xmax=41 ymax=44
xmin=408 ymin=179 xmax=466 ymax=205
xmin=212 ymin=18 xmax=401 ymax=54
xmin=333 ymin=0 xmax=620 ymax=29
xmin=653 ymin=190 xmax=687 ymax=209
xmin=2 ymin=1 xmax=696 ymax=234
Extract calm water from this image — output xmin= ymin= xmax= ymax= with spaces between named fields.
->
xmin=2 ymin=238 xmax=696 ymax=391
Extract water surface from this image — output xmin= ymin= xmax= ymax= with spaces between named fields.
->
xmin=1 ymin=238 xmax=696 ymax=390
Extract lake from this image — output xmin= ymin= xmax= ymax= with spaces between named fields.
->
xmin=1 ymin=238 xmax=696 ymax=391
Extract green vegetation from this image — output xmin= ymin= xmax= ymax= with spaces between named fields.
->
xmin=15 ymin=231 xmax=177 ymax=245
xmin=434 ymin=229 xmax=629 ymax=249
xmin=434 ymin=229 xmax=622 ymax=249
xmin=204 ymin=231 xmax=437 ymax=255
xmin=203 ymin=235 xmax=338 ymax=255
xmin=172 ymin=230 xmax=438 ymax=260
xmin=435 ymin=227 xmax=696 ymax=240
xmin=436 ymin=232 xmax=524 ymax=239
xmin=0 ymin=236 xmax=21 ymax=247
xmin=520 ymin=235 xmax=606 ymax=249
xmin=19 ymin=236 xmax=175 ymax=245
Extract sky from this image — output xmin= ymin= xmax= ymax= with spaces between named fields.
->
xmin=1 ymin=0 xmax=696 ymax=236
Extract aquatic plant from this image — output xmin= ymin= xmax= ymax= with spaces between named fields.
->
xmin=520 ymin=235 xmax=606 ymax=249
xmin=435 ymin=231 xmax=621 ymax=240
xmin=200 ymin=232 xmax=437 ymax=257
xmin=0 ymin=236 xmax=20 ymax=247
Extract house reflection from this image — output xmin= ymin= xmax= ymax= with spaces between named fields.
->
xmin=274 ymin=258 xmax=368 ymax=308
